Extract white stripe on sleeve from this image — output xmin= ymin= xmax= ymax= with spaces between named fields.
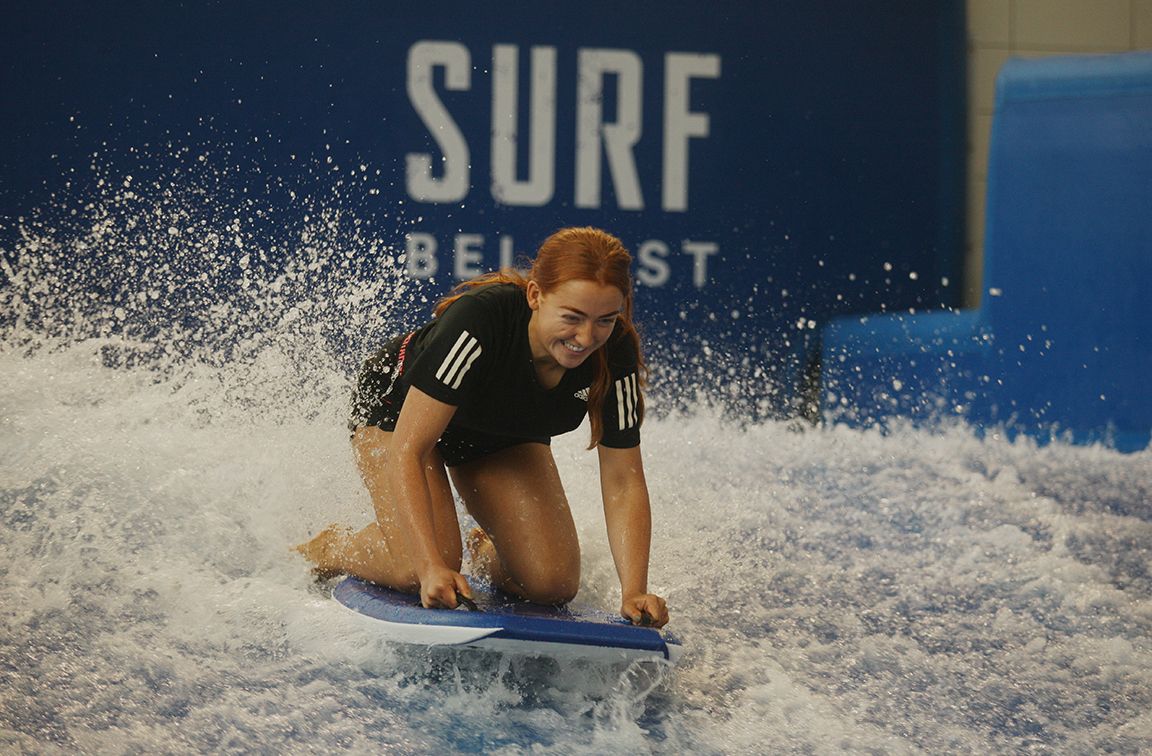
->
xmin=449 ymin=341 xmax=482 ymax=389
xmin=435 ymin=331 xmax=482 ymax=389
xmin=615 ymin=373 xmax=639 ymax=430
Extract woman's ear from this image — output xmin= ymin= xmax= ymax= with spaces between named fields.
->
xmin=525 ymin=280 xmax=542 ymax=311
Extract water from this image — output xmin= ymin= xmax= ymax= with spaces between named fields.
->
xmin=3 ymin=162 xmax=1152 ymax=754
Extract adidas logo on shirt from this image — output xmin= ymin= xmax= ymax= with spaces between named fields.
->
xmin=573 ymin=387 xmax=590 ymax=401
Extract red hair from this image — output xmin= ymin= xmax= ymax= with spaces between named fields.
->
xmin=434 ymin=227 xmax=646 ymax=448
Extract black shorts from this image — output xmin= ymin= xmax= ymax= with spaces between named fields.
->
xmin=349 ymin=333 xmax=549 ymax=467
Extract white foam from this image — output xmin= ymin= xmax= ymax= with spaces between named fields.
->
xmin=3 ymin=162 xmax=1151 ymax=752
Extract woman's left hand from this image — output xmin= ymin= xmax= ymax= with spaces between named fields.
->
xmin=621 ymin=593 xmax=669 ymax=628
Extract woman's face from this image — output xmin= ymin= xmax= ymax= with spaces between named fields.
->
xmin=527 ymin=278 xmax=625 ymax=369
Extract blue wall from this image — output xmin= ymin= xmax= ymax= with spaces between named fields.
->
xmin=2 ymin=1 xmax=966 ymax=411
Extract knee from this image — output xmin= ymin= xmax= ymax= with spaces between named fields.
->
xmin=518 ymin=566 xmax=580 ymax=606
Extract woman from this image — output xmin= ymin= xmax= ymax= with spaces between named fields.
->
xmin=297 ymin=227 xmax=669 ymax=628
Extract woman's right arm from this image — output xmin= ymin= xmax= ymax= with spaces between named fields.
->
xmin=389 ymin=386 xmax=472 ymax=609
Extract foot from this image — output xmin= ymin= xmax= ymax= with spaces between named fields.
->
xmin=465 ymin=526 xmax=493 ymax=575
xmin=294 ymin=524 xmax=351 ymax=579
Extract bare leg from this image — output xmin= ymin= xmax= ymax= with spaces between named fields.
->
xmin=451 ymin=443 xmax=580 ymax=604
xmin=295 ymin=426 xmax=462 ymax=588
xmin=464 ymin=526 xmax=498 ymax=584
xmin=294 ymin=524 xmax=354 ymax=579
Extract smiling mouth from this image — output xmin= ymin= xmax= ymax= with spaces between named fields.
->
xmin=561 ymin=340 xmax=587 ymax=354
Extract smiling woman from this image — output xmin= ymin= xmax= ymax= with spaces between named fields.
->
xmin=297 ymin=227 xmax=668 ymax=628
xmin=526 ymin=279 xmax=623 ymax=379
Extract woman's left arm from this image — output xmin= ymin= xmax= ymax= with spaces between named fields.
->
xmin=597 ymin=444 xmax=669 ymax=627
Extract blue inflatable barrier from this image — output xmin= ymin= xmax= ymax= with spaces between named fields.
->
xmin=821 ymin=52 xmax=1152 ymax=452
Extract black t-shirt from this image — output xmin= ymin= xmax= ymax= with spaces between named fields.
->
xmin=401 ymin=283 xmax=641 ymax=448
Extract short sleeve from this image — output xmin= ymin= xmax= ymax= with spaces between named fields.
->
xmin=404 ymin=295 xmax=492 ymax=406
xmin=598 ymin=335 xmax=643 ymax=449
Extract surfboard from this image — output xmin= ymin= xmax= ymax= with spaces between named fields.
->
xmin=332 ymin=576 xmax=682 ymax=664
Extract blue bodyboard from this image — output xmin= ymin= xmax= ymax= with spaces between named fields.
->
xmin=332 ymin=576 xmax=682 ymax=663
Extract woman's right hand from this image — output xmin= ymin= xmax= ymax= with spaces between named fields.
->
xmin=417 ymin=563 xmax=473 ymax=609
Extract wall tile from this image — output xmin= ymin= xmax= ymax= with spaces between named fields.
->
xmin=968 ymin=112 xmax=995 ymax=181
xmin=1014 ymin=0 xmax=1131 ymax=50
xmin=1136 ymin=0 xmax=1152 ymax=48
xmin=969 ymin=48 xmax=1014 ymax=113
xmin=968 ymin=0 xmax=1012 ymax=46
